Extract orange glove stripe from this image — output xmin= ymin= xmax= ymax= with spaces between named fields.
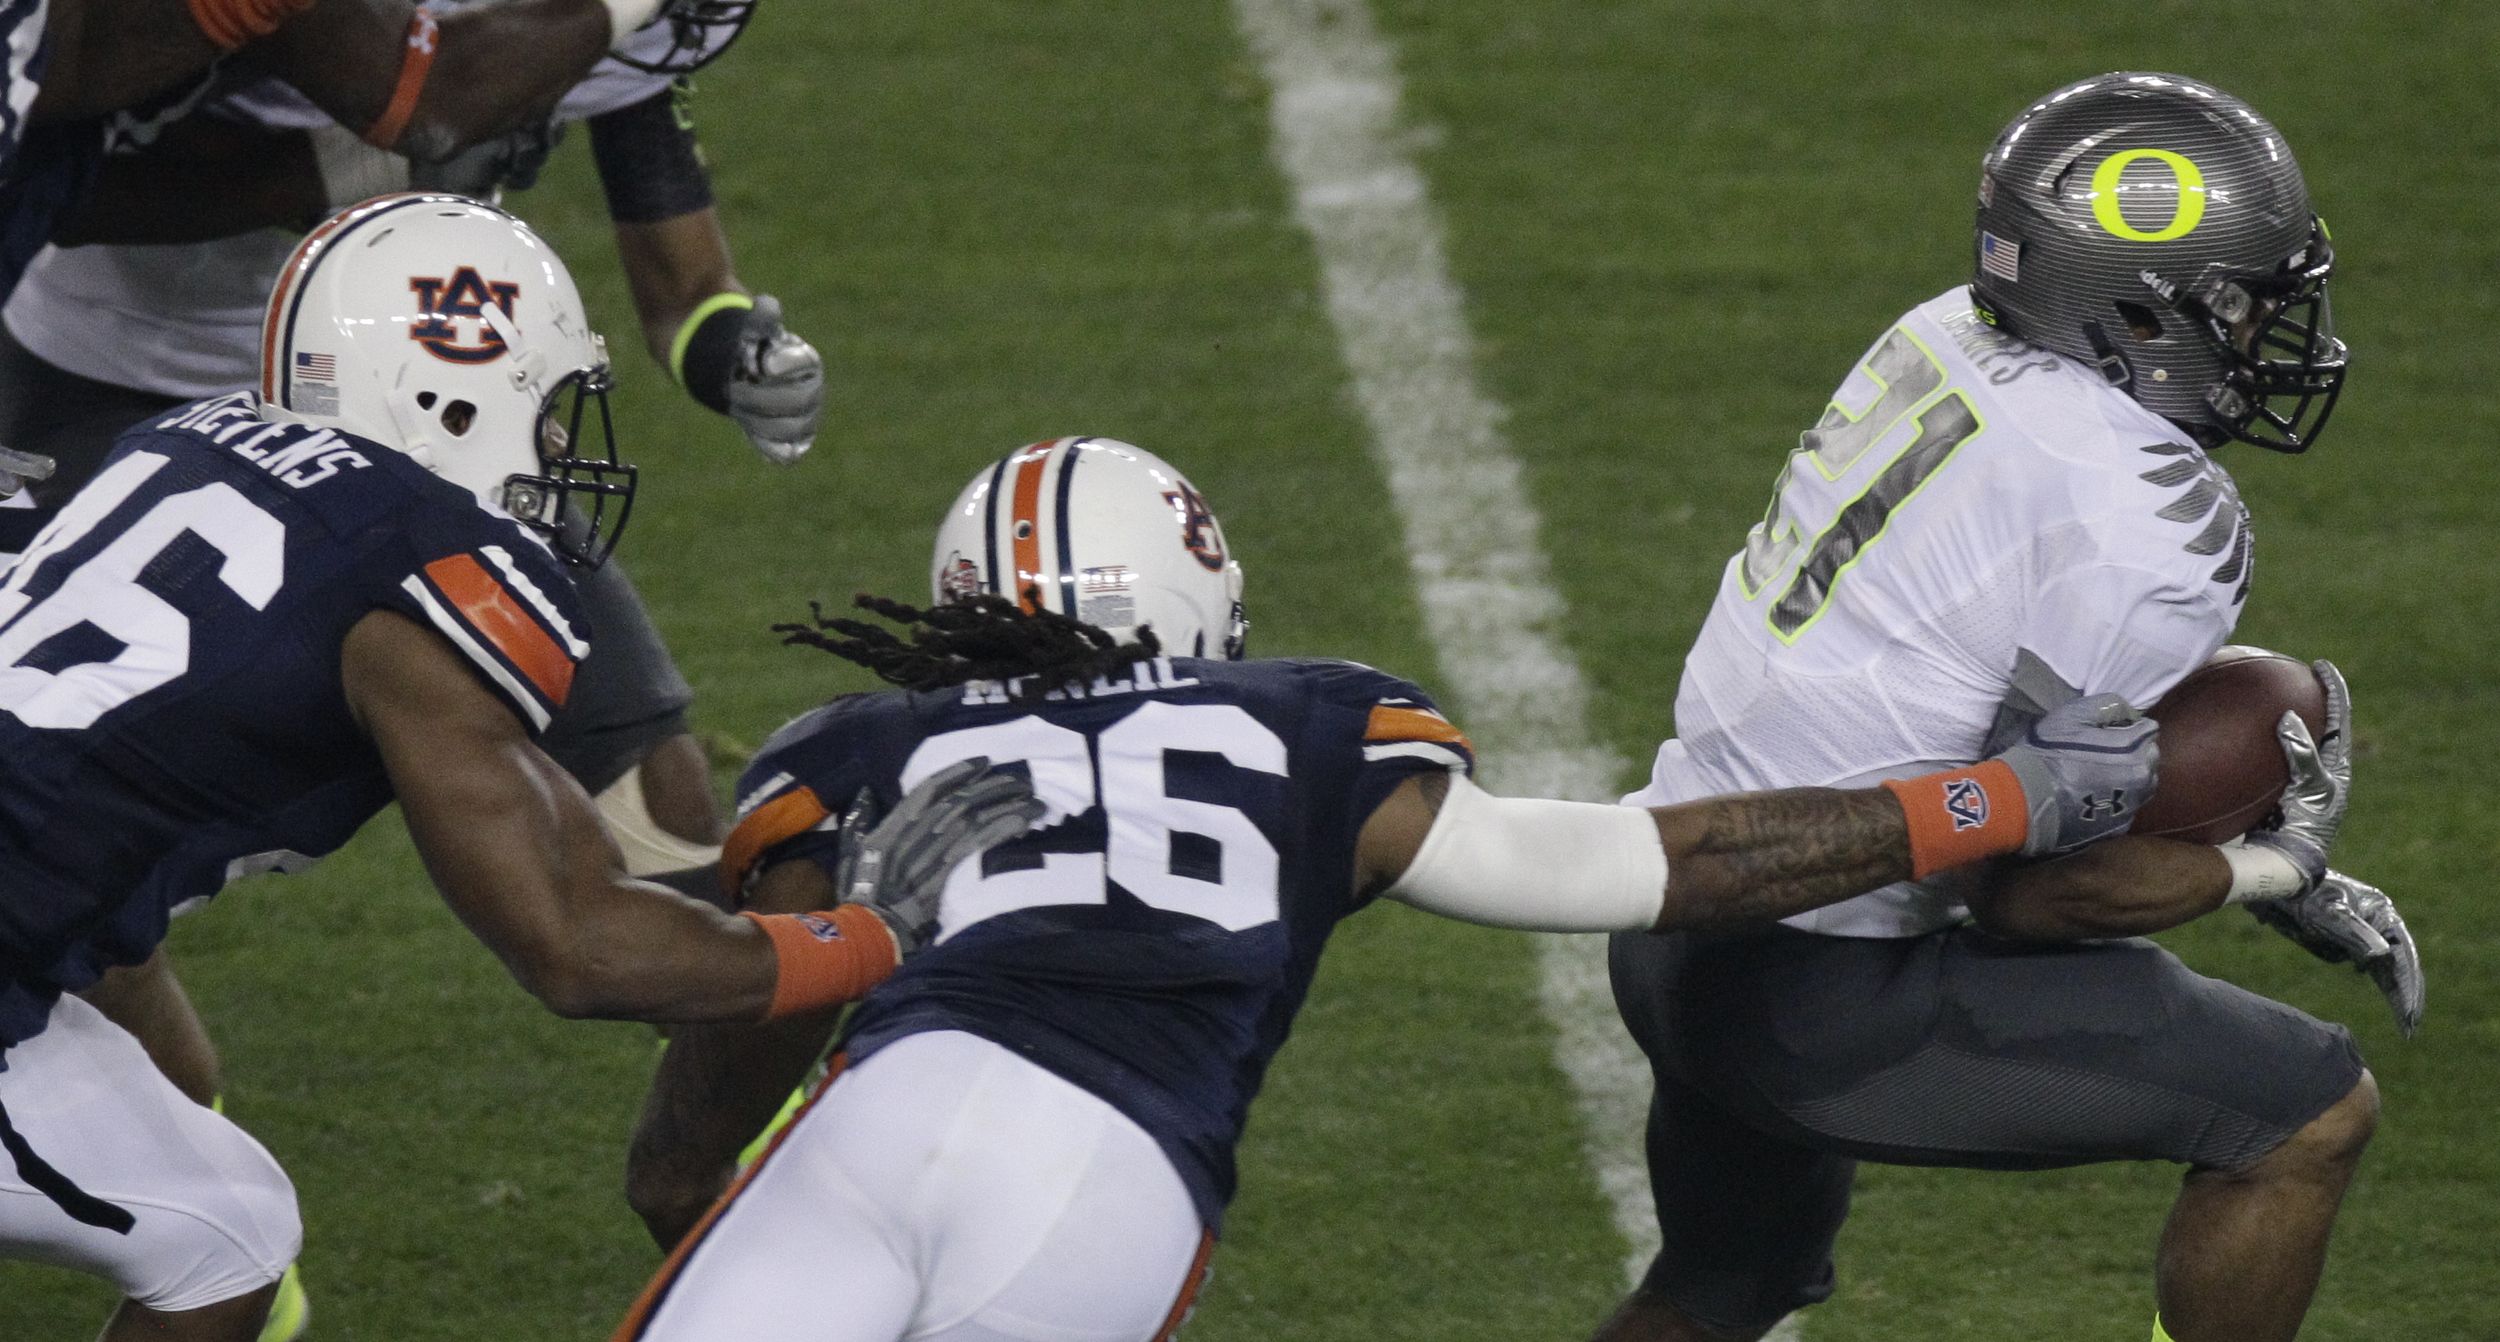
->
xmin=362 ymin=7 xmax=442 ymax=150
xmin=1882 ymin=758 xmax=2029 ymax=880
xmin=740 ymin=906 xmax=898 ymax=1019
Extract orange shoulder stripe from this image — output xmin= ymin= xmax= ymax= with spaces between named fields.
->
xmin=423 ymin=554 xmax=576 ymax=706
xmin=719 ymin=786 xmax=832 ymax=903
xmin=1364 ymin=704 xmax=1471 ymax=749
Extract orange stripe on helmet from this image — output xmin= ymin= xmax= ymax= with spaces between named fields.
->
xmin=260 ymin=193 xmax=432 ymax=405
xmin=719 ymin=786 xmax=831 ymax=904
xmin=423 ymin=553 xmax=577 ymax=706
xmin=1006 ymin=439 xmax=1059 ymax=613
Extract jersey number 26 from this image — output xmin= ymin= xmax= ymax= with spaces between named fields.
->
xmin=902 ymin=702 xmax=1288 ymax=939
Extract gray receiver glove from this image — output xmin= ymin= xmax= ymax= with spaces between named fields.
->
xmin=1990 ymin=692 xmax=2159 ymax=858
xmin=0 ymin=444 xmax=52 ymax=498
xmin=729 ymin=294 xmax=824 ymax=465
xmin=833 ymin=756 xmax=1044 ymax=956
xmin=2239 ymin=659 xmax=2351 ymax=895
xmin=2250 ymin=869 xmax=2423 ymax=1038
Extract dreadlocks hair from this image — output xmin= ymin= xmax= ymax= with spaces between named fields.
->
xmin=775 ymin=589 xmax=1165 ymax=701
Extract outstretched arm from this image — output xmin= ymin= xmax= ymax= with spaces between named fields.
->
xmin=258 ymin=0 xmax=621 ymax=162
xmin=1359 ymin=694 xmax=2161 ymax=934
xmin=347 ymin=608 xmax=788 ymax=1021
xmin=346 ymin=610 xmax=1004 ymax=1023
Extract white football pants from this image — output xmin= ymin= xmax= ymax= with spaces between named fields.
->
xmin=620 ymin=1029 xmax=1212 ymax=1342
xmin=0 ymin=993 xmax=300 ymax=1310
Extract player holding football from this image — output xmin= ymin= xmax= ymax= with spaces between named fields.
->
xmin=0 ymin=194 xmax=1013 ymax=1342
xmin=611 ymin=435 xmax=2162 ymax=1342
xmin=1590 ymin=74 xmax=2421 ymax=1342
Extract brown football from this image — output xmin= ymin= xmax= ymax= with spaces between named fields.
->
xmin=2131 ymin=646 xmax=2330 ymax=844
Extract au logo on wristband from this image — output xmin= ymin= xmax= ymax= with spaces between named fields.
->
xmin=1943 ymin=777 xmax=1991 ymax=832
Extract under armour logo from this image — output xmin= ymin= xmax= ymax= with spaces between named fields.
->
xmin=2076 ymin=789 xmax=2129 ymax=821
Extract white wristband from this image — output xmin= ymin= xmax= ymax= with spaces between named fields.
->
xmin=600 ymin=0 xmax=666 ymax=45
xmin=1385 ymin=775 xmax=1668 ymax=932
xmin=2219 ymin=839 xmax=2307 ymax=904
xmin=307 ymin=124 xmax=410 ymax=209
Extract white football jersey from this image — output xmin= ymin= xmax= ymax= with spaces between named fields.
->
xmin=1630 ymin=286 xmax=2250 ymax=937
xmin=2 ymin=43 xmax=674 ymax=401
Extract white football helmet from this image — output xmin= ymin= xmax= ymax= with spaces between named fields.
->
xmin=260 ymin=193 xmax=635 ymax=564
xmin=932 ymin=438 xmax=1247 ymax=659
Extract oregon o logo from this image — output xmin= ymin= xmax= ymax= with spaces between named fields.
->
xmin=2090 ymin=149 xmax=2207 ymax=242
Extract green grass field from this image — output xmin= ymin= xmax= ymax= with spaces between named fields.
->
xmin=6 ymin=2 xmax=2495 ymax=1337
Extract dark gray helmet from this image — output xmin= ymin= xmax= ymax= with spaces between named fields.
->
xmin=1972 ymin=73 xmax=2345 ymax=452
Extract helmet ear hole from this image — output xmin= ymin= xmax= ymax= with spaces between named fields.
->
xmin=415 ymin=391 xmax=438 ymax=410
xmin=2114 ymin=300 xmax=2165 ymax=341
xmin=440 ymin=400 xmax=477 ymax=436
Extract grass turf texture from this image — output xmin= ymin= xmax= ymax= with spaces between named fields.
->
xmin=4 ymin=2 xmax=2491 ymax=1337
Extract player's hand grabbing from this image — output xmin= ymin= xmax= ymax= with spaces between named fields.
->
xmin=1992 ymin=692 xmax=2159 ymax=857
xmin=2249 ymin=869 xmax=2423 ymax=1037
xmin=0 ymin=444 xmax=52 ymax=498
xmin=728 ymin=295 xmax=824 ymax=466
xmin=2240 ymin=659 xmax=2351 ymax=895
xmin=834 ymin=757 xmax=1044 ymax=956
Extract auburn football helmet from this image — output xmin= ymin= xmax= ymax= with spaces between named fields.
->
xmin=1972 ymin=72 xmax=2346 ymax=452
xmin=261 ymin=194 xmax=635 ymax=564
xmin=932 ymin=438 xmax=1248 ymax=659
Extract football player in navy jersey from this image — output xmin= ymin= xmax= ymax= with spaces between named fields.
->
xmin=613 ymin=437 xmax=2164 ymax=1342
xmin=0 ymin=194 xmax=1026 ymax=1342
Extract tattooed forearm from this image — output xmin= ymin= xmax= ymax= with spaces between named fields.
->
xmin=1654 ymin=787 xmax=1912 ymax=929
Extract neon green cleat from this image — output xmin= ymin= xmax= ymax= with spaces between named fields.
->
xmin=257 ymin=1262 xmax=309 ymax=1342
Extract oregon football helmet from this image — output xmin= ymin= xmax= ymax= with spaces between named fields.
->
xmin=932 ymin=438 xmax=1247 ymax=659
xmin=1972 ymin=72 xmax=2346 ymax=452
xmin=261 ymin=194 xmax=635 ymax=565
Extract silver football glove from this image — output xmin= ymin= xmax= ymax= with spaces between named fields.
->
xmin=2240 ymin=659 xmax=2351 ymax=896
xmin=832 ymin=757 xmax=1042 ymax=957
xmin=0 ymin=444 xmax=53 ymax=498
xmin=1990 ymin=692 xmax=2159 ymax=858
xmin=2249 ymin=869 xmax=2423 ymax=1038
xmin=727 ymin=294 xmax=823 ymax=466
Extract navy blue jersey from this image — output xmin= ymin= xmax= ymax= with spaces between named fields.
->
xmin=724 ymin=656 xmax=1476 ymax=1229
xmin=0 ymin=393 xmax=589 ymax=1046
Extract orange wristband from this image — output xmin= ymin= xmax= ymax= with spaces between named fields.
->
xmin=1881 ymin=759 xmax=2030 ymax=880
xmin=740 ymin=906 xmax=900 ymax=1020
xmin=362 ymin=7 xmax=441 ymax=150
xmin=184 ymin=0 xmax=315 ymax=51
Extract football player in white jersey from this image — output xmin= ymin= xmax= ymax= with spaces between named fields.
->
xmin=608 ymin=438 xmax=2161 ymax=1342
xmin=1592 ymin=74 xmax=2417 ymax=1342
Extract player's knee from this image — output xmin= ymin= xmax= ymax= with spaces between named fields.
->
xmin=131 ymin=1139 xmax=302 ymax=1312
xmin=2251 ymin=1068 xmax=2378 ymax=1181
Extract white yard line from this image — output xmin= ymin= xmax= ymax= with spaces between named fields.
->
xmin=1232 ymin=8 xmax=1798 ymax=1336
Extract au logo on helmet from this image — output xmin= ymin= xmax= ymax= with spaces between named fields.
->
xmin=1162 ymin=482 xmax=1225 ymax=572
xmin=2090 ymin=149 xmax=2207 ymax=242
xmin=409 ymin=267 xmax=523 ymax=364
